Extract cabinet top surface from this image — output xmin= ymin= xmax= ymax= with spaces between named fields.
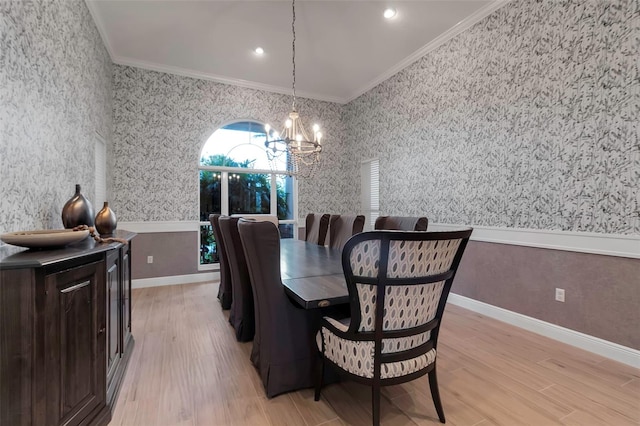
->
xmin=0 ymin=230 xmax=136 ymax=269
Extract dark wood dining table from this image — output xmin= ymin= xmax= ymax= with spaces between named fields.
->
xmin=280 ymin=239 xmax=349 ymax=309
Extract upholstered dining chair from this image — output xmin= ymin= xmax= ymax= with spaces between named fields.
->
xmin=209 ymin=214 xmax=232 ymax=309
xmin=314 ymin=229 xmax=473 ymax=425
xmin=328 ymin=215 xmax=365 ymax=250
xmin=218 ymin=216 xmax=255 ymax=342
xmin=374 ymin=216 xmax=428 ymax=231
xmin=305 ymin=213 xmax=330 ymax=245
xmin=238 ymin=219 xmax=320 ymax=397
xmin=231 ymin=214 xmax=279 ymax=226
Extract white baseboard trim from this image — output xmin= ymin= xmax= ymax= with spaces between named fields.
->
xmin=447 ymin=293 xmax=640 ymax=368
xmin=132 ymin=272 xmax=219 ymax=289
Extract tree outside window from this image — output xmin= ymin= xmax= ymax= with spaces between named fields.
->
xmin=198 ymin=121 xmax=296 ymax=267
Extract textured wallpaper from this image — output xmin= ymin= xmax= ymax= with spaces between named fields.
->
xmin=346 ymin=0 xmax=639 ymax=234
xmin=0 ymin=0 xmax=113 ymax=235
xmin=112 ymin=65 xmax=352 ymax=222
xmin=2 ymin=0 xmax=637 ymax=237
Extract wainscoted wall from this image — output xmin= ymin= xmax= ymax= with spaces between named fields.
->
xmin=2 ymin=0 xmax=636 ymax=361
xmin=112 ymin=65 xmax=356 ymax=281
xmin=131 ymin=231 xmax=200 ymax=279
xmin=346 ymin=0 xmax=639 ymax=235
xmin=454 ymin=241 xmax=640 ymax=350
xmin=0 ymin=0 xmax=113 ymax=235
xmin=111 ymin=65 xmax=352 ymax=223
xmin=341 ymin=0 xmax=639 ymax=354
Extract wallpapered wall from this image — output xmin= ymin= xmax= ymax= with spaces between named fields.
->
xmin=346 ymin=0 xmax=639 ymax=235
xmin=0 ymin=0 xmax=113 ymax=235
xmin=112 ymin=65 xmax=350 ymax=222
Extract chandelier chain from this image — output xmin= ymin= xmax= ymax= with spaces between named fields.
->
xmin=291 ymin=0 xmax=296 ymax=110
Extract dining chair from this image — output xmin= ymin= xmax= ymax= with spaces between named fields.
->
xmin=218 ymin=216 xmax=255 ymax=342
xmin=305 ymin=213 xmax=330 ymax=245
xmin=231 ymin=214 xmax=279 ymax=226
xmin=327 ymin=215 xmax=365 ymax=250
xmin=209 ymin=214 xmax=232 ymax=309
xmin=374 ymin=216 xmax=428 ymax=231
xmin=238 ymin=219 xmax=320 ymax=397
xmin=314 ymin=228 xmax=473 ymax=425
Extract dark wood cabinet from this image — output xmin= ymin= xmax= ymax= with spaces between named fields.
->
xmin=42 ymin=260 xmax=106 ymax=426
xmin=0 ymin=231 xmax=135 ymax=426
xmin=106 ymin=250 xmax=121 ymax=403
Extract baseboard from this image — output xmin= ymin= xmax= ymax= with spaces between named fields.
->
xmin=447 ymin=293 xmax=640 ymax=368
xmin=132 ymin=272 xmax=219 ymax=289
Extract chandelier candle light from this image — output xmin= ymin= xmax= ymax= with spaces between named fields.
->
xmin=265 ymin=0 xmax=322 ymax=176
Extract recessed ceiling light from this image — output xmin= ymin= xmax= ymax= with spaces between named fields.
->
xmin=383 ymin=7 xmax=396 ymax=19
xmin=254 ymin=47 xmax=264 ymax=55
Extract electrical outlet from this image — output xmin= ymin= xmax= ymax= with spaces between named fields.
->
xmin=555 ymin=288 xmax=565 ymax=302
xmin=147 ymin=256 xmax=153 ymax=264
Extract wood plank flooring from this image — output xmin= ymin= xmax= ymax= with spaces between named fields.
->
xmin=111 ymin=283 xmax=640 ymax=426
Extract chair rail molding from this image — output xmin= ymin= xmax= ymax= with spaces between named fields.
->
xmin=129 ymin=222 xmax=637 ymax=263
xmin=428 ymin=223 xmax=640 ymax=259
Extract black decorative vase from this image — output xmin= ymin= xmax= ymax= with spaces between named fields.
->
xmin=61 ymin=184 xmax=95 ymax=228
xmin=95 ymin=202 xmax=117 ymax=236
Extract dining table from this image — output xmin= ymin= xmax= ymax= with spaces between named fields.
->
xmin=280 ymin=239 xmax=350 ymax=309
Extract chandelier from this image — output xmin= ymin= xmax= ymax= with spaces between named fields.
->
xmin=265 ymin=0 xmax=322 ymax=177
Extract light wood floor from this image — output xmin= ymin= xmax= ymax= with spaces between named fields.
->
xmin=111 ymin=283 xmax=639 ymax=426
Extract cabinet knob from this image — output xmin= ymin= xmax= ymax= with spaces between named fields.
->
xmin=98 ymin=327 xmax=106 ymax=335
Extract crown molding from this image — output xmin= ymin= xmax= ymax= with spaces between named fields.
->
xmin=111 ymin=56 xmax=346 ymax=105
xmin=85 ymin=0 xmax=115 ymax=59
xmin=344 ymin=0 xmax=512 ymax=103
xmin=87 ymin=0 xmax=510 ymax=105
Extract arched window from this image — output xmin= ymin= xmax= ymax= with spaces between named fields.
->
xmin=198 ymin=120 xmax=296 ymax=267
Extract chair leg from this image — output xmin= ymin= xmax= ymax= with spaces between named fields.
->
xmin=372 ymin=385 xmax=381 ymax=426
xmin=428 ymin=368 xmax=446 ymax=423
xmin=314 ymin=355 xmax=325 ymax=401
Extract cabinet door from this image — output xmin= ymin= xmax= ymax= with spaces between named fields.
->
xmin=121 ymin=243 xmax=132 ymax=349
xmin=106 ymin=250 xmax=121 ymax=400
xmin=43 ymin=260 xmax=106 ymax=426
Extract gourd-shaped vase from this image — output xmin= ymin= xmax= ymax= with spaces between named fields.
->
xmin=95 ymin=202 xmax=117 ymax=236
xmin=61 ymin=184 xmax=95 ymax=228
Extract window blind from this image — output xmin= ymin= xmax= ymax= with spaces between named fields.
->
xmin=361 ymin=159 xmax=379 ymax=231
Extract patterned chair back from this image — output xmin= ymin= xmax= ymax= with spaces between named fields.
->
xmin=342 ymin=229 xmax=472 ymax=358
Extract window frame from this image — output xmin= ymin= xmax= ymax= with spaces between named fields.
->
xmin=197 ymin=120 xmax=298 ymax=271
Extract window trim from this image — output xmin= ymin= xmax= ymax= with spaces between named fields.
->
xmin=197 ymin=120 xmax=298 ymax=271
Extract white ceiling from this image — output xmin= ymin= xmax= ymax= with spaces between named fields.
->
xmin=87 ymin=0 xmax=506 ymax=104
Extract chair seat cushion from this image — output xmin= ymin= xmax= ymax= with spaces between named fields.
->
xmin=317 ymin=317 xmax=436 ymax=379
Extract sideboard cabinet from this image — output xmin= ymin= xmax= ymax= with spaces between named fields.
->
xmin=0 ymin=230 xmax=135 ymax=426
